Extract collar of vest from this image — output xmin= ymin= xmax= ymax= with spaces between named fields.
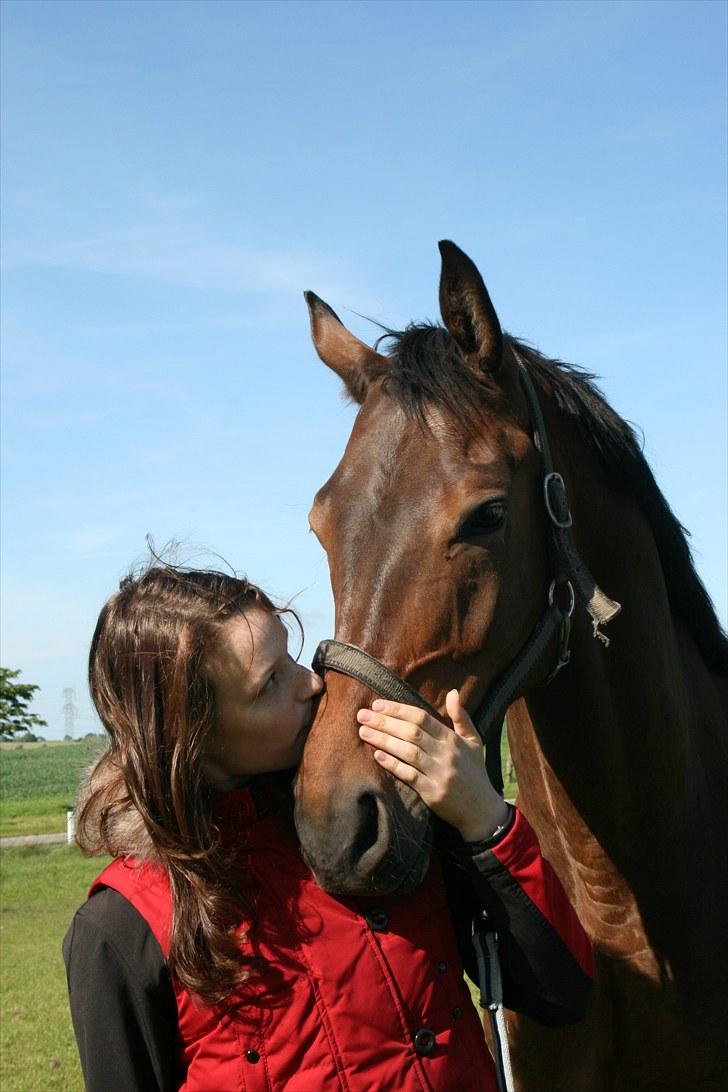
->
xmin=213 ymin=773 xmax=294 ymax=836
xmin=213 ymin=786 xmax=259 ymax=828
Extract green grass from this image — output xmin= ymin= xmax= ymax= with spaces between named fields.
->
xmin=0 ymin=739 xmax=107 ymax=837
xmin=0 ymin=844 xmax=112 ymax=1092
xmin=501 ymin=728 xmax=518 ymax=802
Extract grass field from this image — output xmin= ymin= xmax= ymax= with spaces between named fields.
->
xmin=0 ymin=738 xmax=107 ymax=837
xmin=500 ymin=729 xmax=518 ymax=802
xmin=0 ymin=843 xmax=112 ymax=1092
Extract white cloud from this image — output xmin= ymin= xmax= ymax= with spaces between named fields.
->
xmin=3 ymin=217 xmax=359 ymax=302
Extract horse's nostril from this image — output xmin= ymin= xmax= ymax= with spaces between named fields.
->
xmin=351 ymin=792 xmax=380 ymax=867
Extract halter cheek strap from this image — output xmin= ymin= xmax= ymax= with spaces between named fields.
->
xmin=516 ymin=354 xmax=621 ymax=641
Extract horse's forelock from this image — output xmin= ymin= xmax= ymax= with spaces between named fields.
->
xmin=377 ymin=322 xmax=494 ymax=430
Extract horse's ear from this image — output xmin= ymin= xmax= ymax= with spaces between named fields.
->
xmin=438 ymin=241 xmax=504 ymax=376
xmin=304 ymin=291 xmax=387 ymax=403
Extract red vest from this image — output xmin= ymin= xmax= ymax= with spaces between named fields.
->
xmin=91 ymin=788 xmax=496 ymax=1092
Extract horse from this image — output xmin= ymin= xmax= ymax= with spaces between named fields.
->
xmin=293 ymin=241 xmax=728 ymax=1091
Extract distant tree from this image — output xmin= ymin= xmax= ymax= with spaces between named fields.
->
xmin=0 ymin=668 xmax=48 ymax=738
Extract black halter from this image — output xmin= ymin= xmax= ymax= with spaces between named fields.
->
xmin=312 ymin=354 xmax=620 ymax=794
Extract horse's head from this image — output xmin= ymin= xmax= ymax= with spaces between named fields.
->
xmin=294 ymin=242 xmax=552 ymax=895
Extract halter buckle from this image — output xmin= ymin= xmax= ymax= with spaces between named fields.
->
xmin=544 ymin=472 xmax=573 ymax=529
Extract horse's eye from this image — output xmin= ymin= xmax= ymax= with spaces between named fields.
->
xmin=459 ymin=501 xmax=508 ymax=538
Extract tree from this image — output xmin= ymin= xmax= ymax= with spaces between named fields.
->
xmin=0 ymin=668 xmax=48 ymax=737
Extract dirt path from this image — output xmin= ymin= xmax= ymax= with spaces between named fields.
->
xmin=1 ymin=832 xmax=68 ymax=847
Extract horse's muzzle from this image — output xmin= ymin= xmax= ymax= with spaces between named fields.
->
xmin=294 ymin=784 xmax=433 ymax=896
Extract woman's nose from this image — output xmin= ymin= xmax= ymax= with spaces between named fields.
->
xmin=309 ymin=669 xmax=325 ymax=695
xmin=299 ymin=665 xmax=324 ymax=699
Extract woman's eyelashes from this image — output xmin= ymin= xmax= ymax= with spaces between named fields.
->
xmin=257 ymin=653 xmax=299 ymax=699
xmin=252 ymin=670 xmax=275 ymax=700
xmin=260 ymin=673 xmax=277 ymax=695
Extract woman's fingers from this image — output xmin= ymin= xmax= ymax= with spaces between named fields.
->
xmin=357 ymin=717 xmax=433 ymax=773
xmin=368 ymin=747 xmax=423 ymax=788
xmin=357 ymin=700 xmax=444 ymax=743
xmin=356 ymin=693 xmax=479 ymax=745
xmin=356 ymin=693 xmax=482 ymax=774
xmin=445 ymin=689 xmax=481 ymax=744
xmin=372 ymin=699 xmax=445 ymax=737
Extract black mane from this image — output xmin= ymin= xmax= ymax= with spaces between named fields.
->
xmin=378 ymin=323 xmax=727 ymax=675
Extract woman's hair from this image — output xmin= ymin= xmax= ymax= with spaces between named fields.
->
xmin=77 ymin=562 xmax=289 ymax=1006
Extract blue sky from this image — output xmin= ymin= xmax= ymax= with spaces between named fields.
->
xmin=2 ymin=0 xmax=726 ymax=737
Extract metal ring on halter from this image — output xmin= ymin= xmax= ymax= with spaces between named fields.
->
xmin=544 ymin=472 xmax=573 ymax=529
xmin=548 ymin=579 xmax=575 ymax=616
xmin=544 ymin=580 xmax=575 ymax=685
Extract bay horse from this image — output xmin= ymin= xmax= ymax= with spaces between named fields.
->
xmin=293 ymin=242 xmax=728 ymax=1091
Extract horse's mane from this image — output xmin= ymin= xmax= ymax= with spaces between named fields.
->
xmin=378 ymin=322 xmax=728 ymax=676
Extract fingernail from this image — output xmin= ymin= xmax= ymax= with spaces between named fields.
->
xmin=357 ymin=709 xmax=372 ymax=723
xmin=358 ymin=725 xmax=372 ymax=738
xmin=371 ymin=699 xmax=385 ymax=711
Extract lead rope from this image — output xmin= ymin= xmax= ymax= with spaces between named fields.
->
xmin=473 ymin=913 xmax=515 ymax=1092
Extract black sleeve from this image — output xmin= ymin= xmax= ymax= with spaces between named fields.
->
xmin=438 ymin=818 xmax=593 ymax=1027
xmin=62 ymin=887 xmax=180 ymax=1092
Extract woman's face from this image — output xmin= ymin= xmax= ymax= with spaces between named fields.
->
xmin=203 ymin=606 xmax=324 ymax=788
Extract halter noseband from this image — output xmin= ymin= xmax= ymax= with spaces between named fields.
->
xmin=312 ymin=354 xmax=620 ymax=793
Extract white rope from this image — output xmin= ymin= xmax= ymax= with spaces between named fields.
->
xmin=483 ymin=928 xmax=515 ymax=1092
xmin=492 ymin=1002 xmax=515 ymax=1092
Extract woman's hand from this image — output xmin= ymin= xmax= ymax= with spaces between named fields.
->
xmin=357 ymin=690 xmax=511 ymax=843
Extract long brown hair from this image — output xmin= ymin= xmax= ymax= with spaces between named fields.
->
xmin=77 ymin=563 xmax=285 ymax=1005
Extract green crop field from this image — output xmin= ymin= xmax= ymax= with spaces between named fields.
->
xmin=0 ymin=738 xmax=107 ymax=837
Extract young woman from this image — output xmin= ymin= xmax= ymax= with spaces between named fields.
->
xmin=63 ymin=563 xmax=593 ymax=1092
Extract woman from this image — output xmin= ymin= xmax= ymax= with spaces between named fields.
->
xmin=63 ymin=563 xmax=593 ymax=1091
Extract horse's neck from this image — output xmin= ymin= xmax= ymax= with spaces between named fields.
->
xmin=512 ymin=615 xmax=728 ymax=985
xmin=542 ymin=409 xmax=725 ymax=810
xmin=511 ymin=470 xmax=728 ymax=913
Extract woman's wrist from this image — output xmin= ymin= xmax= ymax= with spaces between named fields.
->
xmin=460 ymin=801 xmax=514 ymax=849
